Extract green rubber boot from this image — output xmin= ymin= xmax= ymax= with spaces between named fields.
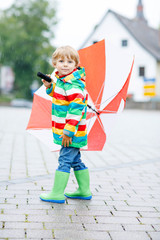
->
xmin=65 ymin=168 xmax=92 ymax=200
xmin=40 ymin=170 xmax=70 ymax=203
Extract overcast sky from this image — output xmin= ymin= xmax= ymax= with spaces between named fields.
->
xmin=0 ymin=0 xmax=160 ymax=49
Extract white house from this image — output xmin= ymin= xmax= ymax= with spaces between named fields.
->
xmin=80 ymin=0 xmax=160 ymax=102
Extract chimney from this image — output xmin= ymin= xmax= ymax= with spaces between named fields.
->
xmin=136 ymin=0 xmax=147 ymax=23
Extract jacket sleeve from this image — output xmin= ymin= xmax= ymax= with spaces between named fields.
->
xmin=46 ymin=83 xmax=56 ymax=97
xmin=63 ymin=85 xmax=87 ymax=137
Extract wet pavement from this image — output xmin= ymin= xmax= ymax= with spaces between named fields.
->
xmin=0 ymin=107 xmax=160 ymax=240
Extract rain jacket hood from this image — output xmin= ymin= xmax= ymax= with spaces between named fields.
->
xmin=55 ymin=67 xmax=86 ymax=89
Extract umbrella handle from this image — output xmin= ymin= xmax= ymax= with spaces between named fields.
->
xmin=37 ymin=72 xmax=52 ymax=83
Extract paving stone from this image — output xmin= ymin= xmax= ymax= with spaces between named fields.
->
xmin=111 ymin=210 xmax=140 ymax=217
xmin=0 ymin=204 xmax=17 ymax=209
xmin=109 ymin=231 xmax=150 ymax=240
xmin=105 ymin=200 xmax=127 ymax=206
xmin=85 ymin=205 xmax=114 ymax=211
xmin=5 ymin=198 xmax=28 ymax=204
xmin=139 ymin=212 xmax=160 ymax=218
xmin=0 ymin=214 xmax=25 ymax=221
xmin=138 ymin=217 xmax=160 ymax=224
xmin=71 ymin=215 xmax=96 ymax=224
xmin=27 ymin=229 xmax=53 ymax=238
xmin=28 ymin=214 xmax=70 ymax=223
xmin=54 ymin=229 xmax=111 ymax=240
xmin=75 ymin=210 xmax=112 ymax=216
xmin=67 ymin=198 xmax=106 ymax=206
xmin=96 ymin=216 xmax=139 ymax=224
xmin=45 ymin=222 xmax=84 ymax=230
xmin=0 ymin=229 xmax=25 ymax=238
xmin=5 ymin=222 xmax=43 ymax=229
xmin=18 ymin=204 xmax=53 ymax=210
xmin=91 ymin=195 xmax=111 ymax=200
xmin=4 ymin=209 xmax=47 ymax=215
xmin=123 ymin=224 xmax=154 ymax=231
xmin=47 ymin=209 xmax=75 ymax=216
xmin=148 ymin=232 xmax=160 ymax=240
xmin=127 ymin=200 xmax=160 ymax=207
xmin=85 ymin=223 xmax=123 ymax=231
xmin=54 ymin=204 xmax=88 ymax=210
xmin=114 ymin=205 xmax=157 ymax=212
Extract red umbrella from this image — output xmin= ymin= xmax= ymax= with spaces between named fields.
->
xmin=26 ymin=39 xmax=134 ymax=151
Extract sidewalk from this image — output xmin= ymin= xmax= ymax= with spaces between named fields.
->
xmin=0 ymin=107 xmax=160 ymax=240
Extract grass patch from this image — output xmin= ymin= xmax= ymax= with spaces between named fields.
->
xmin=0 ymin=94 xmax=13 ymax=103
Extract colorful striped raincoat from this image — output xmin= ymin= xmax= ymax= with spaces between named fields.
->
xmin=46 ymin=67 xmax=88 ymax=148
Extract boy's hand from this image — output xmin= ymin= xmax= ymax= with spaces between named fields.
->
xmin=60 ymin=134 xmax=72 ymax=147
xmin=41 ymin=75 xmax=52 ymax=88
xmin=42 ymin=79 xmax=52 ymax=88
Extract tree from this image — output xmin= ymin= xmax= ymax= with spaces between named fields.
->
xmin=0 ymin=0 xmax=57 ymax=98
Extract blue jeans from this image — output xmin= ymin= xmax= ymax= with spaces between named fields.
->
xmin=57 ymin=146 xmax=87 ymax=173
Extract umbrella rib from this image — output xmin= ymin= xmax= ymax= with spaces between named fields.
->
xmin=96 ymin=114 xmax=105 ymax=133
xmin=96 ymin=92 xmax=117 ymax=107
xmin=101 ymin=110 xmax=118 ymax=113
xmin=101 ymin=96 xmax=125 ymax=114
xmin=87 ymin=111 xmax=96 ymax=133
xmin=95 ymin=81 xmax=105 ymax=107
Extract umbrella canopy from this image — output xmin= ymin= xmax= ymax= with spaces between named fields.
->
xmin=26 ymin=39 xmax=134 ymax=151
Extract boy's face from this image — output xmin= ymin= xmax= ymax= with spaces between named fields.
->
xmin=53 ymin=56 xmax=77 ymax=76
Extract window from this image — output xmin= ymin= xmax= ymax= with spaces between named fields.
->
xmin=121 ymin=40 xmax=128 ymax=47
xmin=139 ymin=67 xmax=145 ymax=77
xmin=93 ymin=41 xmax=98 ymax=44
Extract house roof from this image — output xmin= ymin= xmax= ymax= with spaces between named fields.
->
xmin=80 ymin=10 xmax=160 ymax=61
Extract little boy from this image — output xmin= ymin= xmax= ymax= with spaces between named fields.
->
xmin=40 ymin=46 xmax=92 ymax=203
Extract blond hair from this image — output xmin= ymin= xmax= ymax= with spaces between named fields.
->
xmin=52 ymin=46 xmax=79 ymax=66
